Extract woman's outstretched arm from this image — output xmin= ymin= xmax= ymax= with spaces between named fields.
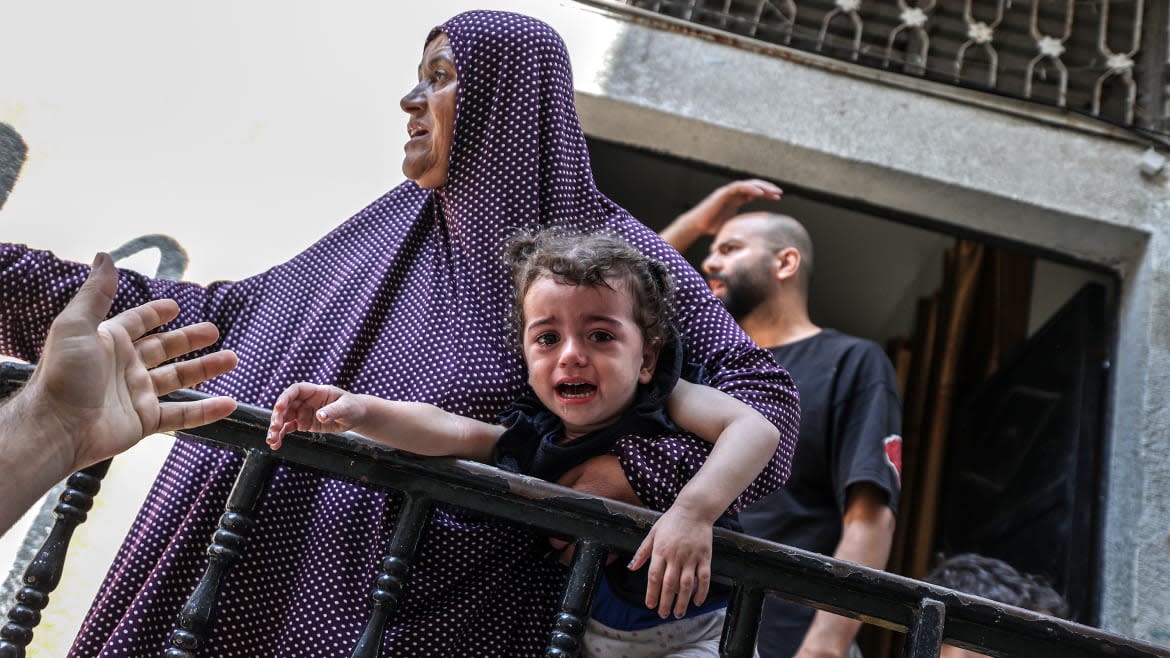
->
xmin=0 ymin=243 xmax=250 ymax=363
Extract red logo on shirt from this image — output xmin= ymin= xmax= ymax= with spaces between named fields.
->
xmin=883 ymin=435 xmax=903 ymax=487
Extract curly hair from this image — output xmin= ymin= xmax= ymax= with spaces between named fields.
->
xmin=504 ymin=228 xmax=675 ymax=348
xmin=924 ymin=553 xmax=1069 ymax=618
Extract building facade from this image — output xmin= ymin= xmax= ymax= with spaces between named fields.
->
xmin=522 ymin=0 xmax=1169 ymax=644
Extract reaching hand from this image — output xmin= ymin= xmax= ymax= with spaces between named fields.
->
xmin=25 ymin=252 xmax=238 ymax=473
xmin=628 ymin=504 xmax=713 ymax=619
xmin=267 ymin=383 xmax=364 ymax=449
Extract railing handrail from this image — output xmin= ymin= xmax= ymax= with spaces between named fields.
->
xmin=1 ymin=360 xmax=1167 ymax=658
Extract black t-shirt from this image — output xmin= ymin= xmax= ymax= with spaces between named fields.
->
xmin=739 ymin=329 xmax=902 ymax=658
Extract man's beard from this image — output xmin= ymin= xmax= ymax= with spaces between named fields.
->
xmin=708 ymin=271 xmax=769 ymax=322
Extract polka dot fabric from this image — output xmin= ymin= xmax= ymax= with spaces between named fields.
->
xmin=0 ymin=10 xmax=798 ymax=657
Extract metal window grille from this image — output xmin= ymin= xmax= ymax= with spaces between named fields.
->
xmin=598 ymin=0 xmax=1168 ymax=132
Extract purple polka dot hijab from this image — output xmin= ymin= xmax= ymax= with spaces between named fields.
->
xmin=426 ymin=10 xmax=649 ymax=369
xmin=56 ymin=10 xmax=797 ymax=657
xmin=437 ymin=10 xmax=608 ymax=238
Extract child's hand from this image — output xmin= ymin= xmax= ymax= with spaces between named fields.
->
xmin=628 ymin=505 xmax=713 ymax=619
xmin=266 ymin=383 xmax=364 ymax=450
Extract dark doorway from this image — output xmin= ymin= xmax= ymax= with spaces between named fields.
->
xmin=586 ymin=136 xmax=1115 ymax=635
xmin=941 ymin=283 xmax=1107 ymax=622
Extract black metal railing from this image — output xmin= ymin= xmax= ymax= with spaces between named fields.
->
xmin=583 ymin=0 xmax=1170 ymax=134
xmin=1 ymin=362 xmax=1168 ymax=658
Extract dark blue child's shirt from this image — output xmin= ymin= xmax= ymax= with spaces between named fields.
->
xmin=492 ymin=339 xmax=732 ymax=630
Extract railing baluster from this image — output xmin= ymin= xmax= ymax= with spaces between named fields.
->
xmin=164 ymin=450 xmax=276 ymax=658
xmin=720 ymin=583 xmax=764 ymax=658
xmin=546 ymin=539 xmax=606 ymax=658
xmin=903 ymin=597 xmax=946 ymax=658
xmin=0 ymin=459 xmax=111 ymax=658
xmin=348 ymin=494 xmax=433 ymax=658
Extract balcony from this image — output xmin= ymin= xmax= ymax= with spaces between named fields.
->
xmin=584 ymin=0 xmax=1169 ymax=134
xmin=1 ymin=362 xmax=1166 ymax=657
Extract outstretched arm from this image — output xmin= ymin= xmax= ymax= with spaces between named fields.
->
xmin=0 ymin=243 xmax=249 ymax=365
xmin=267 ymin=382 xmax=503 ymax=462
xmin=794 ymin=483 xmax=895 ymax=658
xmin=659 ymin=179 xmax=782 ymax=253
xmin=629 ymin=379 xmax=781 ymax=618
xmin=0 ymin=253 xmax=238 ymax=534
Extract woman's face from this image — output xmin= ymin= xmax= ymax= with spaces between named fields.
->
xmin=400 ymin=33 xmax=458 ymax=189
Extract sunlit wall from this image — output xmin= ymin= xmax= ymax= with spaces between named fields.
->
xmin=1 ymin=1 xmax=547 ymax=282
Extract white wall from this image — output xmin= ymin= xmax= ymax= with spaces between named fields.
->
xmin=0 ymin=3 xmax=550 ymax=653
xmin=1 ymin=1 xmax=507 ymax=283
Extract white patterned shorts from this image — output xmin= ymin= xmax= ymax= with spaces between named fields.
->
xmin=582 ymin=608 xmax=746 ymax=658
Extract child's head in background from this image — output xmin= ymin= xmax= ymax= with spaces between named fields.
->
xmin=924 ymin=553 xmax=1068 ymax=658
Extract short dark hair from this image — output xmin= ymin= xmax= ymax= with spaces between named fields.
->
xmin=505 ymin=229 xmax=675 ymax=348
xmin=924 ymin=553 xmax=1069 ymax=618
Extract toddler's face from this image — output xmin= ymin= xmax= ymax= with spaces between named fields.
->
xmin=521 ymin=277 xmax=659 ymax=440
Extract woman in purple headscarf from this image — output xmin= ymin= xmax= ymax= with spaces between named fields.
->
xmin=0 ymin=10 xmax=798 ymax=657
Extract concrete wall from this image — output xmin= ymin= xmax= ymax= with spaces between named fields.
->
xmin=588 ymin=137 xmax=1114 ymax=346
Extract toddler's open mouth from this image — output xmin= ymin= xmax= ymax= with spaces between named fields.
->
xmin=556 ymin=382 xmax=597 ymax=398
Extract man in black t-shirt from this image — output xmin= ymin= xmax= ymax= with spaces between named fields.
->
xmin=661 ymin=180 xmax=902 ymax=658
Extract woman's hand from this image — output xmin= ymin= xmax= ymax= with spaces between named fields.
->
xmin=556 ymin=454 xmax=642 ymax=505
xmin=546 ymin=455 xmax=642 ymax=565
xmin=628 ymin=503 xmax=713 ymax=619
xmin=266 ymin=383 xmax=364 ymax=449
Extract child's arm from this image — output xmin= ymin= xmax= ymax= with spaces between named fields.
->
xmin=630 ymin=379 xmax=781 ymax=619
xmin=266 ymin=382 xmax=503 ymax=462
